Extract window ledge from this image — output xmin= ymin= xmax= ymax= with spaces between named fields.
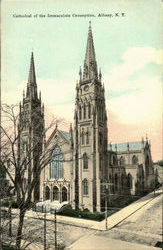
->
xmin=83 ymin=169 xmax=89 ymax=172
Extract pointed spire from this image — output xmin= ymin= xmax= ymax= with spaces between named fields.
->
xmin=83 ymin=22 xmax=98 ymax=81
xmin=28 ymin=52 xmax=36 ymax=84
xmin=26 ymin=52 xmax=38 ymax=99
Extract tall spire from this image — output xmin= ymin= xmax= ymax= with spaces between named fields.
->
xmin=26 ymin=52 xmax=38 ymax=99
xmin=83 ymin=21 xmax=98 ymax=81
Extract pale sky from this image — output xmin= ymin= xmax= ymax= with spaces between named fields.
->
xmin=1 ymin=0 xmax=163 ymax=161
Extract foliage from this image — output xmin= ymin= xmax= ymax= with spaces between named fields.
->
xmin=57 ymin=208 xmax=105 ymax=221
xmin=157 ymin=160 xmax=163 ymax=167
xmin=2 ymin=200 xmax=35 ymax=209
xmin=109 ymin=195 xmax=139 ymax=209
xmin=2 ymin=244 xmax=16 ymax=250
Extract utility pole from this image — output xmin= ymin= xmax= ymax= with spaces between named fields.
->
xmin=54 ymin=209 xmax=57 ymax=250
xmin=0 ymin=197 xmax=2 ymax=250
xmin=8 ymin=201 xmax=12 ymax=237
xmin=44 ymin=207 xmax=46 ymax=250
xmin=105 ymin=192 xmax=108 ymax=230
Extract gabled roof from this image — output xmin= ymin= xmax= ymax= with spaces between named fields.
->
xmin=108 ymin=141 xmax=146 ymax=152
xmin=46 ymin=128 xmax=70 ymax=148
xmin=59 ymin=130 xmax=70 ymax=141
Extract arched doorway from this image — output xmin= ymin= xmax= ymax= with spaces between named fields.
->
xmin=62 ymin=187 xmax=67 ymax=202
xmin=53 ymin=186 xmax=59 ymax=200
xmin=45 ymin=186 xmax=50 ymax=200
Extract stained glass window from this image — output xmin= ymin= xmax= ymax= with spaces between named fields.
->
xmin=50 ymin=146 xmax=64 ymax=179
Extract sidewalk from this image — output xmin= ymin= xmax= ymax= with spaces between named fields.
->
xmin=66 ymin=233 xmax=159 ymax=250
xmin=9 ymin=188 xmax=162 ymax=231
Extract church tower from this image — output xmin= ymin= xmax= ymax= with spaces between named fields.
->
xmin=73 ymin=22 xmax=108 ymax=212
xmin=18 ymin=52 xmax=44 ymax=202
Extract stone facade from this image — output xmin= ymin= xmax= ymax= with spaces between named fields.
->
xmin=18 ymin=23 xmax=154 ymax=212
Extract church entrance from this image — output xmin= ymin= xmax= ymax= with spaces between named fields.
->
xmin=62 ymin=187 xmax=67 ymax=202
xmin=53 ymin=186 xmax=59 ymax=200
xmin=45 ymin=186 xmax=50 ymax=200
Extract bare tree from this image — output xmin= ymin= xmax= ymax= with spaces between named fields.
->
xmin=0 ymin=103 xmax=67 ymax=249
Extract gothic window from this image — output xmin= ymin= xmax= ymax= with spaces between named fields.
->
xmin=88 ymin=103 xmax=91 ymax=119
xmin=50 ymin=146 xmax=64 ymax=179
xmin=115 ymin=173 xmax=118 ymax=191
xmin=112 ymin=155 xmax=117 ymax=165
xmin=79 ymin=105 xmax=82 ymax=120
xmin=132 ymin=155 xmax=138 ymax=165
xmin=45 ymin=186 xmax=50 ymax=200
xmin=101 ymin=106 xmax=103 ymax=121
xmin=99 ymin=155 xmax=102 ymax=171
xmin=120 ymin=156 xmax=125 ymax=166
xmin=53 ymin=186 xmax=59 ymax=200
xmin=127 ymin=173 xmax=132 ymax=189
xmin=121 ymin=174 xmax=124 ymax=189
xmin=84 ymin=104 xmax=86 ymax=119
xmin=81 ymin=128 xmax=85 ymax=145
xmin=62 ymin=187 xmax=67 ymax=202
xmin=83 ymin=153 xmax=88 ymax=169
xmin=99 ymin=132 xmax=102 ymax=145
xmin=83 ymin=179 xmax=88 ymax=195
xmin=86 ymin=128 xmax=89 ymax=144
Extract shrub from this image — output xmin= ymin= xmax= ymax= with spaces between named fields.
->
xmin=57 ymin=208 xmax=105 ymax=221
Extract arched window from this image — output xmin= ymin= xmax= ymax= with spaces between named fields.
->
xmin=88 ymin=103 xmax=91 ymax=119
xmin=99 ymin=132 xmax=102 ymax=145
xmin=120 ymin=156 xmax=125 ymax=166
xmin=83 ymin=153 xmax=88 ymax=169
xmin=86 ymin=128 xmax=89 ymax=144
xmin=121 ymin=173 xmax=124 ymax=189
xmin=101 ymin=106 xmax=103 ymax=121
xmin=83 ymin=179 xmax=88 ymax=195
xmin=112 ymin=155 xmax=117 ymax=165
xmin=62 ymin=187 xmax=67 ymax=202
xmin=50 ymin=146 xmax=64 ymax=179
xmin=115 ymin=173 xmax=118 ymax=191
xmin=81 ymin=128 xmax=85 ymax=145
xmin=45 ymin=186 xmax=50 ymax=200
xmin=79 ymin=105 xmax=82 ymax=120
xmin=84 ymin=104 xmax=86 ymax=119
xmin=132 ymin=155 xmax=138 ymax=164
xmin=53 ymin=186 xmax=59 ymax=200
xmin=127 ymin=173 xmax=132 ymax=189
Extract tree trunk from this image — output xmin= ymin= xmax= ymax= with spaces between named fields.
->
xmin=16 ymin=208 xmax=26 ymax=250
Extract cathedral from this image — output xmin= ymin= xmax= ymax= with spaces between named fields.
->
xmin=18 ymin=22 xmax=154 ymax=212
